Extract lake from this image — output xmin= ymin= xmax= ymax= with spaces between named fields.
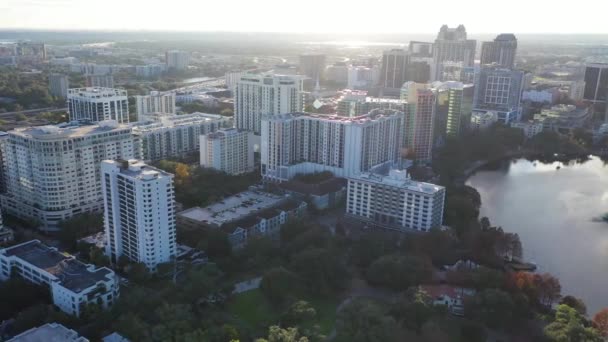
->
xmin=466 ymin=156 xmax=608 ymax=315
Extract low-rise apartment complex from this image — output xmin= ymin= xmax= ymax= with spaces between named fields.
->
xmin=177 ymin=190 xmax=306 ymax=249
xmin=0 ymin=240 xmax=119 ymax=317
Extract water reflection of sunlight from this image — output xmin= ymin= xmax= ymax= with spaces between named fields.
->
xmin=508 ymin=160 xmax=564 ymax=174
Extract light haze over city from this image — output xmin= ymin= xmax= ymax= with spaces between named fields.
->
xmin=2 ymin=0 xmax=608 ymax=33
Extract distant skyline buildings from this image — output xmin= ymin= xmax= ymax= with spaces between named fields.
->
xmin=380 ymin=49 xmax=411 ymax=95
xmin=299 ymin=54 xmax=326 ymax=83
xmin=480 ymin=33 xmax=518 ymax=68
xmin=432 ymin=25 xmax=476 ymax=81
xmin=473 ymin=66 xmax=524 ymax=124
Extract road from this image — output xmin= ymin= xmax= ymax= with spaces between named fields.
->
xmin=0 ymin=107 xmax=67 ymax=118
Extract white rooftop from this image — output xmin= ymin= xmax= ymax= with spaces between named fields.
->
xmin=8 ymin=323 xmax=88 ymax=342
xmin=178 ymin=190 xmax=286 ymax=226
xmin=351 ymin=169 xmax=444 ymax=195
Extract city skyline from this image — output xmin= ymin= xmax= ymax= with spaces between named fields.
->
xmin=1 ymin=0 xmax=607 ymax=34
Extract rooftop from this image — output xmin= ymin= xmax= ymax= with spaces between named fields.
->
xmin=266 ymin=109 xmax=401 ymax=125
xmin=67 ymin=87 xmax=127 ymax=98
xmin=2 ymin=240 xmax=114 ymax=293
xmin=205 ymin=128 xmax=250 ymax=140
xmin=8 ymin=323 xmax=89 ymax=342
xmin=9 ymin=120 xmax=129 ymax=140
xmin=351 ymin=169 xmax=444 ymax=195
xmin=131 ymin=112 xmax=228 ymax=132
xmin=104 ymin=159 xmax=173 ymax=181
xmin=178 ymin=190 xmax=288 ymax=226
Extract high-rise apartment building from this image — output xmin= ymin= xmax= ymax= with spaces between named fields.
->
xmin=346 ymin=168 xmax=445 ymax=232
xmin=473 ymin=66 xmax=524 ymax=124
xmin=261 ymin=109 xmax=402 ymax=182
xmin=48 ymin=74 xmax=69 ymax=98
xmin=401 ymin=82 xmax=436 ymax=162
xmin=234 ymin=74 xmax=305 ymax=135
xmin=380 ymin=49 xmax=411 ymax=95
xmin=0 ymin=121 xmax=139 ymax=229
xmin=432 ymin=25 xmax=476 ymax=80
xmin=480 ymin=34 xmax=518 ymax=69
xmin=433 ymin=82 xmax=474 ymax=140
xmin=101 ymin=160 xmax=176 ymax=271
xmin=86 ymin=74 xmax=115 ymax=88
xmin=299 ymin=54 xmax=326 ymax=83
xmin=67 ymin=87 xmax=129 ymax=123
xmin=200 ymin=128 xmax=254 ymax=175
xmin=135 ymin=91 xmax=176 ymax=121
xmin=132 ymin=112 xmax=232 ymax=161
xmin=165 ymin=50 xmax=190 ymax=70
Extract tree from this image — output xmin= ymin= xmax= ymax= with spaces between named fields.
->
xmin=466 ymin=289 xmax=515 ymax=330
xmin=260 ymin=267 xmax=301 ymax=305
xmin=351 ymin=231 xmax=398 ymax=268
xmin=282 ymin=300 xmax=316 ymax=326
xmin=560 ymin=296 xmax=587 ymax=315
xmin=366 ymin=254 xmax=433 ymax=290
xmin=174 ymin=163 xmax=191 ymax=186
xmin=127 ymin=263 xmax=151 ymax=283
xmin=256 ymin=326 xmax=309 ymax=342
xmin=57 ymin=213 xmax=104 ymax=251
xmin=390 ymin=288 xmax=435 ymax=333
xmin=544 ymin=305 xmax=602 ymax=342
xmin=220 ymin=108 xmax=234 ymax=116
xmin=459 ymin=320 xmax=487 ymax=342
xmin=290 ymin=248 xmax=349 ymax=295
xmin=198 ymin=229 xmax=232 ymax=259
xmin=335 ymin=299 xmax=402 ymax=342
xmin=593 ymin=308 xmax=608 ymax=337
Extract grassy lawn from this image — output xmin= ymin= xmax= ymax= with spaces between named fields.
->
xmin=226 ymin=288 xmax=339 ymax=336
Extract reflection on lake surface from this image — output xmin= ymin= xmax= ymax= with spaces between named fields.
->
xmin=466 ymin=156 xmax=608 ymax=315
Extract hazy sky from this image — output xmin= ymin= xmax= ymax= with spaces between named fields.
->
xmin=1 ymin=0 xmax=607 ymax=34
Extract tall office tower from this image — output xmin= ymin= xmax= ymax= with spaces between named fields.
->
xmin=583 ymin=63 xmax=608 ymax=121
xmin=261 ymin=109 xmax=402 ymax=182
xmin=86 ymin=74 xmax=115 ymax=88
xmin=405 ymin=62 xmax=431 ymax=83
xmin=200 ymin=128 xmax=254 ymax=175
xmin=402 ymin=82 xmax=436 ymax=162
xmin=48 ymin=74 xmax=69 ymax=98
xmin=132 ymin=113 xmax=232 ymax=161
xmin=165 ymin=50 xmax=190 ymax=70
xmin=380 ymin=49 xmax=411 ymax=95
xmin=15 ymin=42 xmax=46 ymax=62
xmin=347 ymin=168 xmax=445 ymax=232
xmin=0 ymin=121 xmax=139 ymax=230
xmin=432 ymin=82 xmax=474 ymax=143
xmin=102 ymin=160 xmax=176 ymax=271
xmin=409 ymin=41 xmax=434 ymax=57
xmin=480 ymin=34 xmax=518 ymax=68
xmin=432 ymin=25 xmax=476 ymax=80
xmin=68 ymin=87 xmax=129 ymax=123
xmin=135 ymin=91 xmax=176 ymax=121
xmin=299 ymin=54 xmax=326 ymax=83
xmin=473 ymin=66 xmax=524 ymax=124
xmin=234 ymin=74 xmax=305 ymax=135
